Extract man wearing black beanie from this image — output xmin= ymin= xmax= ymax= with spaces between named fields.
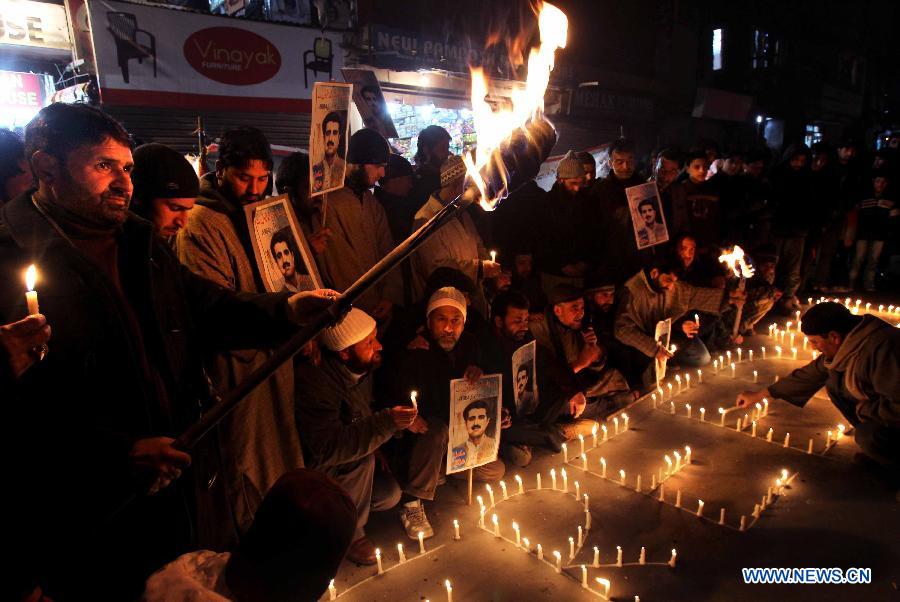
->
xmin=738 ymin=302 xmax=900 ymax=466
xmin=131 ymin=143 xmax=200 ymax=239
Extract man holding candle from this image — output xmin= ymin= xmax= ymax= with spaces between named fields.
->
xmin=294 ymin=308 xmax=419 ymax=564
xmin=0 ymin=103 xmax=337 ymax=600
xmin=737 ymin=302 xmax=900 ymax=466
xmin=0 ymin=313 xmax=50 ymax=382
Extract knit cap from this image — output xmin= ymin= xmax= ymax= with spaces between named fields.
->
xmin=440 ymin=155 xmax=467 ymax=188
xmin=347 ymin=128 xmax=390 ymax=165
xmin=426 ymin=287 xmax=467 ymax=321
xmin=131 ymin=143 xmax=200 ymax=203
xmin=319 ymin=308 xmax=377 ymax=351
xmin=556 ymin=150 xmax=585 ymax=179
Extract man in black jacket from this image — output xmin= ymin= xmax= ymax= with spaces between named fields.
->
xmin=0 ymin=103 xmax=333 ymax=601
xmin=295 ymin=308 xmax=417 ymax=564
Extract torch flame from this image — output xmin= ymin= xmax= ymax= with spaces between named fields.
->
xmin=25 ymin=264 xmax=37 ymax=291
xmin=718 ymin=245 xmax=755 ymax=279
xmin=464 ymin=1 xmax=568 ymax=210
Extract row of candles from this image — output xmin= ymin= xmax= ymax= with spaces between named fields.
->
xmin=560 ymin=414 xmax=629 ymax=462
xmin=812 ymin=296 xmax=900 ymax=317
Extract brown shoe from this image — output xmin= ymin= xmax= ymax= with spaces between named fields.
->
xmin=346 ymin=536 xmax=378 ymax=565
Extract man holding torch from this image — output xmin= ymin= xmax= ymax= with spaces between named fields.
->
xmin=0 ymin=103 xmax=337 ymax=601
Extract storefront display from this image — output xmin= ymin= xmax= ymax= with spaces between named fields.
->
xmin=387 ymin=102 xmax=476 ymax=162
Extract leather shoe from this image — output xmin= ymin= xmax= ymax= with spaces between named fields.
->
xmin=346 ymin=536 xmax=378 ymax=565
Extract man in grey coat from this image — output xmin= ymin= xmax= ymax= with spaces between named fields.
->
xmin=738 ymin=302 xmax=900 ymax=466
xmin=295 ymin=308 xmax=418 ymax=564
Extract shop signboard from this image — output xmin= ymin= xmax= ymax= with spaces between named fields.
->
xmin=0 ymin=69 xmax=50 ymax=129
xmin=0 ymin=0 xmax=71 ymax=54
xmin=86 ymin=0 xmax=342 ymax=111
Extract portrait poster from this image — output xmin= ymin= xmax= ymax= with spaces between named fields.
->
xmin=447 ymin=374 xmax=502 ymax=475
xmin=654 ymin=318 xmax=672 ymax=384
xmin=511 ymin=340 xmax=538 ymax=416
xmin=244 ymin=195 xmax=322 ymax=293
xmin=341 ymin=68 xmax=399 ymax=139
xmin=625 ymin=181 xmax=669 ymax=249
xmin=309 ymin=82 xmax=352 ymax=197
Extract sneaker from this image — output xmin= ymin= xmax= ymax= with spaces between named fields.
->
xmin=400 ymin=499 xmax=434 ymax=540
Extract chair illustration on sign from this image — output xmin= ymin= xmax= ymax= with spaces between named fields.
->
xmin=303 ymin=37 xmax=333 ymax=87
xmin=107 ymin=12 xmax=157 ymax=84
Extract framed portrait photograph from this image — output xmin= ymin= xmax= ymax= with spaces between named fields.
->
xmin=654 ymin=318 xmax=672 ymax=385
xmin=511 ymin=340 xmax=538 ymax=416
xmin=447 ymin=374 xmax=502 ymax=475
xmin=243 ymin=195 xmax=323 ymax=293
xmin=626 ymin=181 xmax=669 ymax=249
xmin=309 ymin=81 xmax=352 ymax=197
xmin=341 ymin=68 xmax=399 ymax=139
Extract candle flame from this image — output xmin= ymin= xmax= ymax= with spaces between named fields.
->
xmin=717 ymin=245 xmax=755 ymax=279
xmin=25 ymin=264 xmax=37 ymax=291
xmin=464 ymin=2 xmax=568 ymax=209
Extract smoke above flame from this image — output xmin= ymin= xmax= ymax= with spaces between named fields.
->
xmin=463 ymin=1 xmax=567 ymax=210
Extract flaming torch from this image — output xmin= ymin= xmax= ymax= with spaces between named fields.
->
xmin=719 ymin=245 xmax=755 ymax=339
xmin=173 ymin=3 xmax=566 ymax=452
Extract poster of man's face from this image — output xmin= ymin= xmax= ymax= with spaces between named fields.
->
xmin=626 ymin=181 xmax=669 ymax=250
xmin=310 ymin=82 xmax=352 ymax=198
xmin=511 ymin=340 xmax=538 ymax=416
xmin=244 ymin=195 xmax=323 ymax=292
xmin=340 ymin=68 xmax=399 ymax=139
xmin=447 ymin=374 xmax=502 ymax=475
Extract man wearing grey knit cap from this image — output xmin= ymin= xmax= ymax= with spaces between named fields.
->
xmin=294 ymin=308 xmax=419 ymax=565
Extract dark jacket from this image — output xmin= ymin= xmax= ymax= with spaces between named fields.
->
xmin=590 ymin=172 xmax=651 ymax=280
xmin=533 ymin=183 xmax=592 ymax=276
xmin=670 ymin=178 xmax=722 ymax=248
xmin=294 ymin=352 xmax=397 ymax=472
xmin=0 ymin=193 xmax=295 ymax=599
xmin=770 ymin=145 xmax=815 ymax=238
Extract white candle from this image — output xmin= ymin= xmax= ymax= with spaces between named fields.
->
xmin=515 ymin=474 xmax=523 ymax=494
xmin=763 ymin=398 xmax=769 ymax=416
xmin=675 ymin=490 xmax=682 ymax=507
xmin=486 ymin=484 xmax=495 ymax=506
xmin=684 ymin=445 xmax=692 ymax=464
xmin=329 ymin=579 xmax=336 ymax=600
xmin=445 ymin=579 xmax=453 ymax=602
xmin=696 ymin=499 xmax=705 ymax=518
xmin=719 ymin=508 xmax=726 ymax=525
xmin=686 ymin=403 xmax=692 ymax=419
xmin=719 ymin=407 xmax=726 ymax=426
xmin=651 ymin=393 xmax=657 ymax=408
xmin=713 ymin=359 xmax=718 ymax=373
xmin=577 ymin=526 xmax=583 ymax=548
xmin=865 ymin=302 xmax=871 ymax=311
xmin=623 ymin=413 xmax=630 ymax=430
xmin=575 ymin=480 xmax=580 ymax=500
xmin=740 ymin=515 xmax=747 ymax=531
xmin=749 ymin=349 xmax=754 ymax=362
xmin=602 ymin=424 xmax=608 ymax=441
xmin=700 ymin=407 xmax=706 ymax=422
xmin=513 ymin=521 xmax=521 ymax=547
xmin=658 ymin=483 xmax=665 ymax=502
xmin=754 ymin=402 xmax=761 ymax=420
xmin=737 ymin=348 xmax=742 ymax=362
xmin=786 ymin=321 xmax=792 ymax=333
xmin=675 ymin=374 xmax=682 ymax=393
xmin=479 ymin=506 xmax=485 ymax=528
xmin=600 ymin=457 xmax=607 ymax=478
xmin=776 ymin=345 xmax=782 ymax=358
xmin=522 ymin=537 xmax=530 ymax=552
xmin=596 ymin=578 xmax=611 ymax=598
xmin=476 ymin=495 xmax=484 ymax=511
xmin=616 ymin=545 xmax=623 ymax=567
xmin=726 ymin=350 xmax=732 ymax=363
xmin=490 ymin=250 xmax=497 ymax=263
xmin=807 ymin=438 xmax=814 ymax=454
xmin=492 ymin=513 xmax=500 ymax=537
xmin=762 ymin=346 xmax=766 ymax=359
xmin=837 ymin=424 xmax=846 ymax=439
xmin=613 ymin=416 xmax=620 ymax=434
xmin=668 ymin=548 xmax=677 ymax=568
xmin=585 ymin=509 xmax=591 ymax=530
xmin=670 ymin=401 xmax=675 ymax=415
xmin=790 ymin=333 xmax=796 ymax=348
xmin=579 ymin=433 xmax=585 ymax=455
xmin=751 ymin=420 xmax=757 ymax=437
xmin=453 ymin=519 xmax=460 ymax=540
xmin=766 ymin=428 xmax=773 ymax=442
xmin=731 ymin=362 xmax=736 ymax=378
xmin=664 ymin=454 xmax=672 ymax=475
xmin=562 ymin=442 xmax=568 ymax=463
xmin=792 ymin=347 xmax=798 ymax=360
xmin=695 ymin=313 xmax=700 ymax=327
xmin=592 ymin=423 xmax=598 ymax=445
xmin=685 ymin=373 xmax=691 ymax=388
xmin=375 ymin=547 xmax=383 ymax=573
xmin=500 ymin=480 xmax=508 ymax=499
xmin=673 ymin=450 xmax=682 ymax=471
xmin=698 ymin=368 xmax=703 ymax=383
xmin=753 ymin=504 xmax=760 ymax=518
xmin=398 ymin=543 xmax=406 ymax=563
xmin=636 ymin=474 xmax=642 ymax=492
xmin=418 ymin=530 xmax=426 ymax=554
xmin=581 ymin=564 xmax=588 ymax=588
xmin=537 ymin=472 xmax=542 ymax=489
xmin=639 ymin=546 xmax=646 ymax=564
xmin=753 ymin=370 xmax=758 ymax=383
xmin=554 ymin=550 xmax=562 ymax=573
xmin=593 ymin=546 xmax=600 ymax=567
xmin=667 ymin=383 xmax=673 ymax=397
xmin=803 ymin=336 xmax=808 ymax=350
xmin=783 ymin=432 xmax=790 ymax=448
xmin=24 ymin=265 xmax=39 ymax=315
xmin=651 ymin=474 xmax=656 ymax=489
xmin=561 ymin=468 xmax=568 ymax=492
xmin=537 ymin=543 xmax=543 ymax=560
xmin=619 ymin=468 xmax=626 ymax=485
xmin=581 ymin=454 xmax=588 ymax=470
xmin=736 ymin=418 xmax=742 ymax=431
xmin=550 ymin=469 xmax=557 ymax=490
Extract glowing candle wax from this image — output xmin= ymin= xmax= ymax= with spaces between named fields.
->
xmin=554 ymin=550 xmax=562 ymax=573
xmin=515 ymin=474 xmax=523 ymax=494
xmin=24 ymin=265 xmax=39 ymax=315
xmin=639 ymin=546 xmax=646 ymax=564
xmin=419 ymin=530 xmax=426 ymax=554
xmin=375 ymin=547 xmax=383 ymax=573
xmin=492 ymin=513 xmax=500 ymax=537
xmin=669 ymin=548 xmax=677 ymax=568
xmin=616 ymin=546 xmax=623 ymax=567
xmin=445 ymin=579 xmax=453 ymax=602
xmin=500 ymin=480 xmax=508 ymax=499
xmin=453 ymin=519 xmax=460 ymax=540
xmin=700 ymin=407 xmax=706 ymax=422
xmin=600 ymin=457 xmax=607 ymax=478
xmin=513 ymin=521 xmax=521 ymax=547
xmin=398 ymin=543 xmax=406 ymax=563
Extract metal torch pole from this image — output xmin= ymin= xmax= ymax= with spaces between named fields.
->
xmin=731 ymin=277 xmax=746 ymax=338
xmin=174 ymin=193 xmax=470 ymax=451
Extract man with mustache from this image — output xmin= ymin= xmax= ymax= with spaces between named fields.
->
xmin=269 ymin=227 xmax=312 ymax=292
xmin=312 ymin=111 xmax=346 ymax=192
xmin=452 ymin=399 xmax=498 ymax=469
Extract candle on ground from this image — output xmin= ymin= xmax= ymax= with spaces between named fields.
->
xmin=515 ymin=474 xmax=523 ymax=494
xmin=713 ymin=359 xmax=719 ymax=373
xmin=664 ymin=454 xmax=672 ymax=475
xmin=749 ymin=349 xmax=754 ymax=362
xmin=719 ymin=407 xmax=726 ymax=426
xmin=736 ymin=417 xmax=742 ymax=431
xmin=613 ymin=416 xmax=620 ymax=434
xmin=652 ymin=393 xmax=657 ymax=408
xmin=513 ymin=521 xmax=521 ymax=547
xmin=602 ymin=424 xmax=608 ymax=441
xmin=550 ymin=468 xmax=557 ymax=490
xmin=561 ymin=468 xmax=569 ymax=492
xmin=582 ymin=454 xmax=588 ymax=470
xmin=740 ymin=515 xmax=747 ymax=531
xmin=375 ymin=548 xmax=383 ymax=573
xmin=675 ymin=490 xmax=682 ymax=508
xmin=479 ymin=506 xmax=485 ymax=528
xmin=398 ymin=543 xmax=406 ymax=563
xmin=684 ymin=445 xmax=692 ymax=464
xmin=453 ymin=519 xmax=460 ymax=540
xmin=600 ymin=457 xmax=607 ymax=478
xmin=492 ymin=514 xmax=500 ymax=537
xmin=593 ymin=546 xmax=600 ymax=567
xmin=807 ymin=438 xmax=814 ymax=454
xmin=418 ymin=530 xmax=426 ymax=554
xmin=500 ymin=480 xmax=508 ymax=499
xmin=24 ymin=265 xmax=39 ymax=315
xmin=698 ymin=368 xmax=703 ymax=383
xmin=719 ymin=508 xmax=726 ymax=525
xmin=486 ymin=484 xmax=495 ymax=506
xmin=675 ymin=374 xmax=682 ymax=393
xmin=579 ymin=433 xmax=585 ymax=455
xmin=726 ymin=350 xmax=732 ymax=364
xmin=329 ymin=579 xmax=336 ymax=600
xmin=537 ymin=544 xmax=543 ymax=560
xmin=619 ymin=469 xmax=626 ymax=485
xmin=577 ymin=526 xmax=583 ymax=548
xmin=522 ymin=537 xmax=530 ymax=552
xmin=445 ymin=579 xmax=453 ymax=602
xmin=623 ymin=413 xmax=630 ymax=430
xmin=685 ymin=373 xmax=691 ymax=388
xmin=776 ymin=345 xmax=782 ymax=358
xmin=731 ymin=362 xmax=736 ymax=378
xmin=696 ymin=499 xmax=705 ymax=518
xmin=575 ymin=480 xmax=580 ymax=500
xmin=592 ymin=422 xmax=599 ymax=445
xmin=490 ymin=250 xmax=497 ymax=263
xmin=639 ymin=546 xmax=646 ymax=565
xmin=668 ymin=548 xmax=677 ymax=568
xmin=762 ymin=346 xmax=767 ymax=359
xmin=753 ymin=504 xmax=760 ymax=518
xmin=763 ymin=398 xmax=769 ymax=416
xmin=636 ymin=474 xmax=642 ymax=492
xmin=737 ymin=347 xmax=743 ymax=362
xmin=581 ymin=564 xmax=588 ymax=588
xmin=673 ymin=450 xmax=682 ymax=471
xmin=562 ymin=442 xmax=568 ymax=463
xmin=783 ymin=432 xmax=790 ymax=448
xmin=700 ymin=407 xmax=706 ymax=422
xmin=751 ymin=420 xmax=757 ymax=437
xmin=792 ymin=347 xmax=798 ymax=360
xmin=753 ymin=370 xmax=758 ymax=383
xmin=536 ymin=473 xmax=542 ymax=489
xmin=596 ymin=578 xmax=611 ymax=598
xmin=670 ymin=401 xmax=675 ymax=415
xmin=667 ymin=383 xmax=673 ymax=397
xmin=658 ymin=484 xmax=665 ymax=502
xmin=585 ymin=510 xmax=591 ymax=530
xmin=766 ymin=428 xmax=773 ymax=442
xmin=554 ymin=550 xmax=562 ymax=573
xmin=616 ymin=546 xmax=623 ymax=567
xmin=686 ymin=403 xmax=692 ymax=419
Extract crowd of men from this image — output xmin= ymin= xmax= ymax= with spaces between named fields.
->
xmin=0 ymin=104 xmax=897 ymax=601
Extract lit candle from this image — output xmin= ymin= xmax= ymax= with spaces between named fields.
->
xmin=792 ymin=347 xmax=797 ymax=360
xmin=670 ymin=401 xmax=675 ymax=415
xmin=445 ymin=579 xmax=453 ymax=602
xmin=410 ymin=390 xmax=418 ymax=411
xmin=515 ymin=474 xmax=523 ymax=494
xmin=375 ymin=547 xmax=383 ymax=573
xmin=596 ymin=578 xmax=611 ymax=598
xmin=635 ymin=474 xmax=642 ymax=492
xmin=658 ymin=483 xmax=665 ymax=502
xmin=593 ymin=546 xmax=600 ymax=567
xmin=713 ymin=359 xmax=719 ymax=373
xmin=803 ymin=336 xmax=808 ymax=350
xmin=476 ymin=495 xmax=484 ymax=511
xmin=486 ymin=484 xmax=495 ymax=506
xmin=561 ymin=468 xmax=568 ymax=492
xmin=398 ymin=542 xmax=406 ymax=563
xmin=685 ymin=373 xmax=691 ymax=388
xmin=737 ymin=347 xmax=742 ymax=362
xmin=668 ymin=548 xmax=677 ymax=568
xmin=718 ymin=407 xmax=726 ymax=426
xmin=619 ymin=468 xmax=626 ymax=485
xmin=329 ymin=579 xmax=336 ymax=600
xmin=522 ymin=537 xmax=530 ymax=552
xmin=753 ymin=504 xmax=760 ymax=518
xmin=731 ymin=362 xmax=736 ymax=378
xmin=766 ymin=428 xmax=773 ymax=442
xmin=513 ymin=521 xmax=521 ymax=547
xmin=684 ymin=445 xmax=692 ymax=464
xmin=537 ymin=544 xmax=543 ymax=560
xmin=675 ymin=374 xmax=682 ymax=393
xmin=700 ymin=407 xmax=706 ymax=422
xmin=753 ymin=370 xmax=758 ymax=383
xmin=783 ymin=432 xmax=790 ymax=448
xmin=807 ymin=438 xmax=813 ymax=454
xmin=583 ymin=492 xmax=589 ymax=511
xmin=575 ymin=480 xmax=580 ymax=500
xmin=554 ymin=550 xmax=562 ymax=573
xmin=837 ymin=424 xmax=846 ymax=439
xmin=673 ymin=450 xmax=682 ymax=471
xmin=667 ymin=383 xmax=673 ymax=397
xmin=664 ymin=454 xmax=672 ymax=475
xmin=754 ymin=402 xmax=761 ymax=420
xmin=592 ymin=423 xmax=598 ymax=446
xmin=479 ymin=506 xmax=485 ymax=528
xmin=581 ymin=454 xmax=588 ymax=470
xmin=865 ymin=302 xmax=871 ymax=311
xmin=739 ymin=515 xmax=746 ymax=531
xmin=418 ymin=530 xmax=426 ymax=554
xmin=613 ymin=416 xmax=620 ymax=434
xmin=698 ymin=368 xmax=703 ymax=383
xmin=675 ymin=490 xmax=682 ymax=508
xmin=651 ymin=393 xmax=657 ymax=408
xmin=24 ymin=265 xmax=39 ymax=315
xmin=776 ymin=345 xmax=782 ymax=358
xmin=602 ymin=424 xmax=608 ymax=441
xmin=579 ymin=433 xmax=585 ymax=455
xmin=623 ymin=413 xmax=630 ymax=430
xmin=694 ymin=313 xmax=700 ymax=328
xmin=453 ymin=519 xmax=460 ymax=540
xmin=581 ymin=564 xmax=588 ymax=588
xmin=490 ymin=250 xmax=497 ymax=263
xmin=616 ymin=545 xmax=623 ymax=567
xmin=537 ymin=472 xmax=542 ymax=489
xmin=550 ymin=469 xmax=557 ymax=490
xmin=763 ymin=398 xmax=769 ymax=416
xmin=719 ymin=508 xmax=726 ymax=525
xmin=492 ymin=513 xmax=500 ymax=537
xmin=686 ymin=403 xmax=692 ymax=419
xmin=562 ymin=442 xmax=568 ymax=463
xmin=670 ymin=344 xmax=677 ymax=354
xmin=600 ymin=457 xmax=607 ymax=478
xmin=500 ymin=480 xmax=508 ymax=499
xmin=736 ymin=418 xmax=742 ymax=431
xmin=751 ymin=420 xmax=757 ymax=437
xmin=785 ymin=321 xmax=792 ymax=333
xmin=696 ymin=499 xmax=704 ymax=518
xmin=789 ymin=333 xmax=795 ymax=348
xmin=726 ymin=350 xmax=732 ymax=364
xmin=639 ymin=546 xmax=646 ymax=565
xmin=749 ymin=349 xmax=754 ymax=362
xmin=585 ymin=509 xmax=591 ymax=530
xmin=762 ymin=346 xmax=767 ymax=359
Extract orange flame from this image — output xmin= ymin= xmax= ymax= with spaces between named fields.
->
xmin=718 ymin=245 xmax=755 ymax=279
xmin=464 ymin=1 xmax=567 ymax=210
xmin=25 ymin=264 xmax=37 ymax=291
